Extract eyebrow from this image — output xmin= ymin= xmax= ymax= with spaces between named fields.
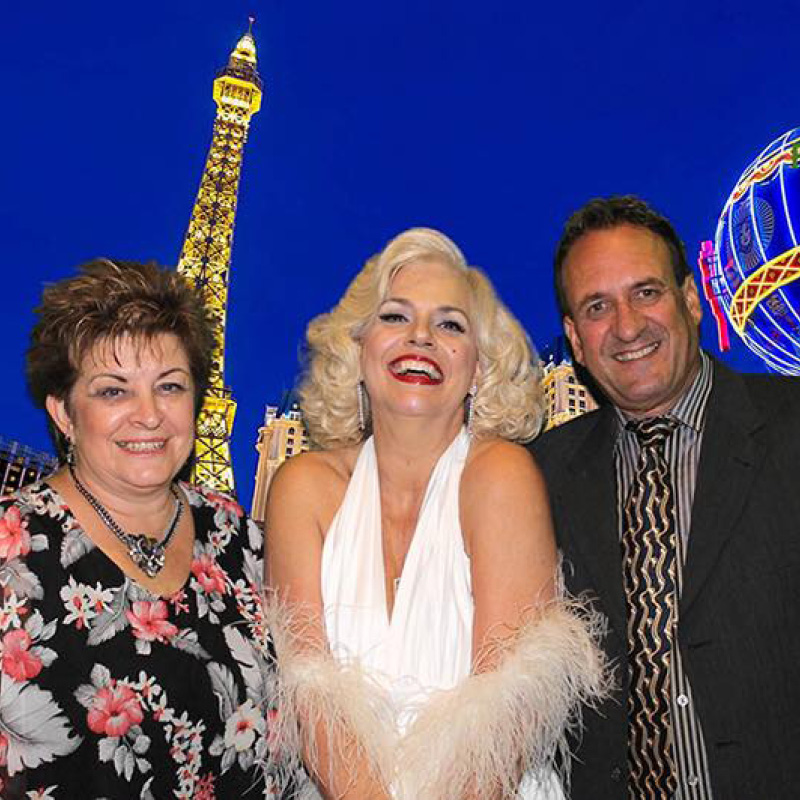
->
xmin=87 ymin=367 xmax=190 ymax=384
xmin=380 ymin=297 xmax=470 ymax=318
xmin=631 ymin=277 xmax=667 ymax=289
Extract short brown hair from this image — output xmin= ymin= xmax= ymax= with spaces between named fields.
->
xmin=554 ymin=195 xmax=691 ymax=317
xmin=27 ymin=259 xmax=214 ymax=453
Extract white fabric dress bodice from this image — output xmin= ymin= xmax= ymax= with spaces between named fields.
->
xmin=320 ymin=429 xmax=564 ymax=799
xmin=322 ymin=430 xmax=473 ymax=732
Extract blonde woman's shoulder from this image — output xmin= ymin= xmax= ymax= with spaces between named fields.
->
xmin=462 ymin=437 xmax=546 ymax=503
xmin=267 ymin=444 xmax=364 ymax=530
xmin=460 ymin=436 xmax=553 ymax=557
xmin=465 ymin=436 xmax=539 ymax=474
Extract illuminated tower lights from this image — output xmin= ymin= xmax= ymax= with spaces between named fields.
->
xmin=178 ymin=21 xmax=262 ymax=494
xmin=697 ymin=241 xmax=731 ymax=353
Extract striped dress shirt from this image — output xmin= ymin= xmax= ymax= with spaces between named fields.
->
xmin=614 ymin=351 xmax=714 ymax=799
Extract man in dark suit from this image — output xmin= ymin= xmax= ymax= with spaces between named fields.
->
xmin=530 ymin=196 xmax=800 ymax=800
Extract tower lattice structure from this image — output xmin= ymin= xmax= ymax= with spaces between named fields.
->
xmin=177 ymin=23 xmax=262 ymax=494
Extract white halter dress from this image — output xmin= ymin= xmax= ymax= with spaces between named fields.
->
xmin=321 ymin=429 xmax=564 ymax=799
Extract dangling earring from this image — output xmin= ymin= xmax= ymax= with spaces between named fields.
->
xmin=66 ymin=436 xmax=76 ymax=466
xmin=464 ymin=382 xmax=478 ymax=434
xmin=357 ymin=381 xmax=370 ymax=433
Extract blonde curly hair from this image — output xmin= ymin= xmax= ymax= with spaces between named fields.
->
xmin=299 ymin=228 xmax=543 ymax=448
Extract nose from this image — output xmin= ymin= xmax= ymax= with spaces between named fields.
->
xmin=613 ymin=300 xmax=646 ymax=342
xmin=407 ymin=316 xmax=434 ymax=348
xmin=131 ymin=390 xmax=163 ymax=427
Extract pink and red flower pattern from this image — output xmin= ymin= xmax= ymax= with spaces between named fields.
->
xmin=191 ymin=553 xmax=228 ymax=596
xmin=0 ymin=628 xmax=43 ymax=681
xmin=0 ymin=505 xmax=30 ymax=561
xmin=86 ymin=681 xmax=144 ymax=737
xmin=126 ymin=600 xmax=179 ymax=643
xmin=0 ymin=482 xmax=283 ymax=799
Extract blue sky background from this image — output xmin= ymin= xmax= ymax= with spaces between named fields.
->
xmin=3 ymin=1 xmax=794 ymax=507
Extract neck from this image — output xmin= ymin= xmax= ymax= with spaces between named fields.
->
xmin=370 ymin=412 xmax=463 ymax=498
xmin=54 ymin=464 xmax=177 ymax=532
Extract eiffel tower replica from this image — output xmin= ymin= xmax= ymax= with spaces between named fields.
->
xmin=177 ymin=20 xmax=262 ymax=495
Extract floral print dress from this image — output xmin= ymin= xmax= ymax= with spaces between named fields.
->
xmin=0 ymin=481 xmax=284 ymax=800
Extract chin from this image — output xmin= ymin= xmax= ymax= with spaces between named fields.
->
xmin=129 ymin=475 xmax=178 ymax=491
xmin=616 ymin=390 xmax=670 ymax=415
xmin=118 ymin=463 xmax=181 ymax=488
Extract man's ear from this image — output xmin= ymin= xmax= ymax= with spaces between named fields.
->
xmin=45 ymin=395 xmax=73 ymax=441
xmin=681 ymin=275 xmax=703 ymax=327
xmin=563 ymin=316 xmax=584 ymax=365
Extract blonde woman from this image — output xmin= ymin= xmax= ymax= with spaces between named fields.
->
xmin=267 ymin=229 xmax=608 ymax=800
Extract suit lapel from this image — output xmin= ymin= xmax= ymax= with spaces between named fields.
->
xmin=681 ymin=363 xmax=764 ymax=617
xmin=559 ymin=407 xmax=627 ymax=641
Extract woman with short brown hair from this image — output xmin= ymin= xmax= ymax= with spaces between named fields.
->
xmin=0 ymin=259 xmax=282 ymax=798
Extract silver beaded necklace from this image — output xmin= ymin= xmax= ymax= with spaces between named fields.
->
xmin=69 ymin=465 xmax=183 ymax=578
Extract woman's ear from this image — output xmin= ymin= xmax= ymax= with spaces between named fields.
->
xmin=45 ymin=395 xmax=73 ymax=441
xmin=471 ymin=358 xmax=482 ymax=392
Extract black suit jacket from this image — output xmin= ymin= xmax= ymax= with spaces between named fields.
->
xmin=530 ymin=360 xmax=800 ymax=800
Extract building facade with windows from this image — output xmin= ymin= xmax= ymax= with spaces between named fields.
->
xmin=250 ymin=397 xmax=310 ymax=526
xmin=540 ymin=338 xmax=598 ymax=431
xmin=0 ymin=437 xmax=58 ymax=496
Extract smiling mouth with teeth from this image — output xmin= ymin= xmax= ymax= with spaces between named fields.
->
xmin=614 ymin=342 xmax=660 ymax=362
xmin=387 ymin=356 xmax=444 ymax=385
xmin=118 ymin=440 xmax=167 ymax=453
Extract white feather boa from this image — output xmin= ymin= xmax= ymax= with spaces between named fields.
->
xmin=264 ymin=597 xmax=396 ymax=793
xmin=396 ymin=599 xmax=611 ymax=800
xmin=265 ymin=595 xmax=610 ymax=800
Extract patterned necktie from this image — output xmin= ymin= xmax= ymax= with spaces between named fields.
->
xmin=622 ymin=416 xmax=679 ymax=799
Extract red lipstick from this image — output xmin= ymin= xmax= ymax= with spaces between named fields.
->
xmin=387 ymin=355 xmax=444 ymax=385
